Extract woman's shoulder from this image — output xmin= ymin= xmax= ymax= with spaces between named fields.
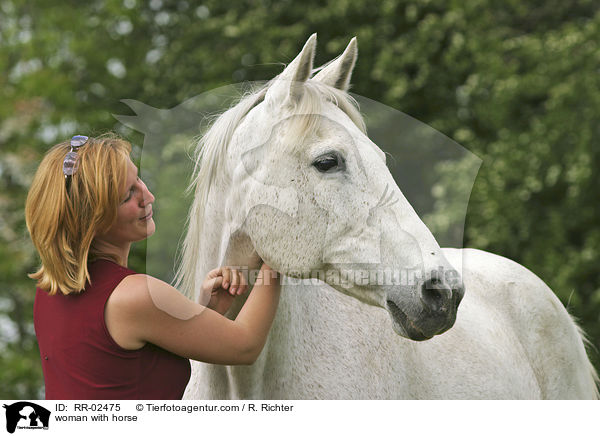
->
xmin=105 ymin=273 xmax=204 ymax=350
xmin=109 ymin=274 xmax=155 ymax=312
xmin=104 ymin=274 xmax=158 ymax=350
xmin=110 ymin=273 xmax=203 ymax=321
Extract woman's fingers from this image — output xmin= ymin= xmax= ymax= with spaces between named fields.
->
xmin=230 ymin=268 xmax=241 ymax=295
xmin=221 ymin=267 xmax=232 ymax=290
xmin=202 ymin=276 xmax=222 ymax=295
xmin=210 ymin=276 xmax=223 ymax=293
xmin=205 ymin=267 xmax=220 ymax=279
xmin=206 ymin=266 xmax=250 ymax=295
xmin=237 ymin=270 xmax=248 ymax=295
xmin=202 ymin=269 xmax=219 ymax=294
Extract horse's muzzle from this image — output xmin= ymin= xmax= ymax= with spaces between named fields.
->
xmin=385 ymin=279 xmax=464 ymax=341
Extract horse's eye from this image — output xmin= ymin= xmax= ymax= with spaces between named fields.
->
xmin=312 ymin=154 xmax=343 ymax=173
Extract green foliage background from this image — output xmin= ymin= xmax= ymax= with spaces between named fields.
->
xmin=1 ymin=0 xmax=598 ymax=398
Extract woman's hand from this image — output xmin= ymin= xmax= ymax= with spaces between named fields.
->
xmin=202 ymin=266 xmax=248 ymax=315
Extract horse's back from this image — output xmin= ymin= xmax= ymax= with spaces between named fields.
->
xmin=443 ymin=247 xmax=599 ymax=399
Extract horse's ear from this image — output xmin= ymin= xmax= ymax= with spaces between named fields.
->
xmin=265 ymin=33 xmax=317 ymax=107
xmin=312 ymin=37 xmax=357 ymax=91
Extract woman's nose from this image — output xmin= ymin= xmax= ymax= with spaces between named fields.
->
xmin=143 ymin=188 xmax=155 ymax=205
xmin=140 ymin=180 xmax=155 ymax=205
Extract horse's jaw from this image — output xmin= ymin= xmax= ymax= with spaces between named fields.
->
xmin=219 ymin=229 xmax=262 ymax=270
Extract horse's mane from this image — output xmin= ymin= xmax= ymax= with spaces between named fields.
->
xmin=174 ymin=78 xmax=366 ymax=298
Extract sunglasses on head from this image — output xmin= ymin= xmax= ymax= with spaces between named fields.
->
xmin=63 ymin=135 xmax=89 ymax=178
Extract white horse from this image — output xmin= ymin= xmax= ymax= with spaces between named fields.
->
xmin=177 ymin=35 xmax=598 ymax=399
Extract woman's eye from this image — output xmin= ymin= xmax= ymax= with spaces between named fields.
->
xmin=121 ymin=178 xmax=142 ymax=203
xmin=122 ymin=188 xmax=134 ymax=203
xmin=313 ymin=155 xmax=342 ymax=173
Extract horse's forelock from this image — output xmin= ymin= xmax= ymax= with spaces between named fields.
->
xmin=279 ymin=81 xmax=365 ymax=147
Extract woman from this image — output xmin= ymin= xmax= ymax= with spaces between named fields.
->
xmin=25 ymin=133 xmax=281 ymax=400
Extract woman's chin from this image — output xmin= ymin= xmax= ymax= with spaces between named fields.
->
xmin=146 ymin=220 xmax=156 ymax=237
xmin=139 ymin=219 xmax=156 ymax=239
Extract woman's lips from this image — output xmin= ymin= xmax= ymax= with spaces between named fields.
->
xmin=140 ymin=210 xmax=153 ymax=221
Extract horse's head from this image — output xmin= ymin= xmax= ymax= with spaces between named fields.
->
xmin=189 ymin=35 xmax=464 ymax=341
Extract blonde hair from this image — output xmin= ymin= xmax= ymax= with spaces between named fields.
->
xmin=25 ymin=133 xmax=132 ymax=295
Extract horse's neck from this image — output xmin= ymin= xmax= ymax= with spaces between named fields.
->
xmin=196 ymin=183 xmax=308 ymax=397
xmin=195 ymin=188 xmax=291 ymax=395
xmin=203 ymin=280 xmax=411 ymax=399
xmin=199 ymin=282 xmax=310 ymax=399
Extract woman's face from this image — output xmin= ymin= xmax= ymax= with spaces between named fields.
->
xmin=98 ymin=159 xmax=156 ymax=246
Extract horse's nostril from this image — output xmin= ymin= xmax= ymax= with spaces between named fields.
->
xmin=420 ymin=279 xmax=451 ymax=313
xmin=421 ymin=290 xmax=443 ymax=312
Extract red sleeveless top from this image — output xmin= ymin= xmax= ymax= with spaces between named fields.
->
xmin=34 ymin=259 xmax=191 ymax=400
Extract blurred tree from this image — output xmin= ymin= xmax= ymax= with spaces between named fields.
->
xmin=1 ymin=0 xmax=598 ymax=398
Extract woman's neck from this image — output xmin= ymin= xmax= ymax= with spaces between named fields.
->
xmin=91 ymin=239 xmax=131 ymax=267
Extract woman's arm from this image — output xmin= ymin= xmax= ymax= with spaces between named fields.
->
xmin=104 ymin=264 xmax=281 ymax=365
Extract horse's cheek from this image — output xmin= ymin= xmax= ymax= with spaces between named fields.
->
xmin=244 ymin=202 xmax=328 ymax=274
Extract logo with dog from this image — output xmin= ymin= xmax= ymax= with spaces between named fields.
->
xmin=2 ymin=402 xmax=50 ymax=433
